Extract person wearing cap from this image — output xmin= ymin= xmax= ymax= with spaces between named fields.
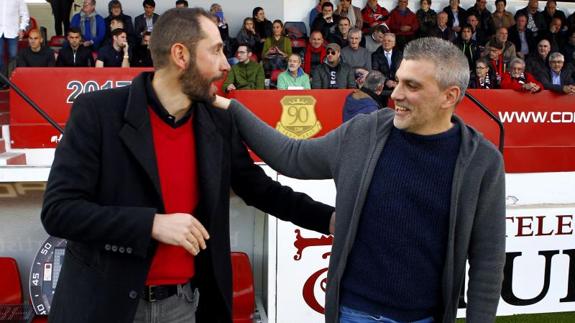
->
xmin=311 ymin=42 xmax=356 ymax=89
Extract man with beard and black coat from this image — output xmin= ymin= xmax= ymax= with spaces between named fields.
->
xmin=42 ymin=8 xmax=335 ymax=323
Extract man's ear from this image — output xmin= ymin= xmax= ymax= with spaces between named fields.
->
xmin=170 ymin=43 xmax=190 ymax=70
xmin=441 ymin=86 xmax=461 ymax=110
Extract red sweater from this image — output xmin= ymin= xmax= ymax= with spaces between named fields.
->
xmin=386 ymin=8 xmax=419 ymax=36
xmin=146 ymin=108 xmax=199 ymax=286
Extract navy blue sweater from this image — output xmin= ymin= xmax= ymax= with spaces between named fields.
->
xmin=340 ymin=123 xmax=461 ymax=321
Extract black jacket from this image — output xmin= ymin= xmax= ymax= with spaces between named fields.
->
xmin=311 ymin=62 xmax=356 ymax=89
xmin=55 ymin=45 xmax=95 ymax=67
xmin=540 ymin=67 xmax=575 ymax=93
xmin=134 ymin=13 xmax=159 ymax=40
xmin=41 ymin=72 xmax=334 ymax=323
xmin=371 ymin=47 xmax=402 ymax=89
xmin=508 ymin=25 xmax=536 ymax=56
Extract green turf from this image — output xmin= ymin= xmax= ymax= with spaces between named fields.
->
xmin=456 ymin=312 xmax=575 ymax=322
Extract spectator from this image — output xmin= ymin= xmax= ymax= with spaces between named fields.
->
xmin=132 ymin=31 xmax=152 ymax=67
xmin=484 ymin=27 xmax=516 ymax=66
xmin=310 ymin=0 xmax=330 ymax=27
xmin=0 ymin=0 xmax=29 ymax=88
xmin=253 ymin=7 xmax=273 ymax=40
xmin=509 ymin=13 xmax=536 ymax=59
xmin=311 ymin=43 xmax=355 ymax=89
xmin=17 ymin=29 xmax=56 ymax=67
xmin=491 ymin=0 xmax=515 ymax=30
xmin=568 ymin=12 xmax=575 ymax=32
xmin=105 ymin=1 xmax=135 ymax=46
xmin=277 ymin=53 xmax=311 ymax=90
xmin=538 ymin=17 xmax=565 ymax=54
xmin=223 ymin=44 xmax=264 ymax=91
xmin=514 ymin=0 xmax=546 ymax=38
xmin=542 ymin=0 xmax=566 ymax=30
xmin=328 ymin=16 xmax=351 ymax=48
xmin=562 ymin=30 xmax=575 ymax=65
xmin=56 ymin=27 xmax=95 ymax=67
xmin=429 ymin=11 xmax=457 ymax=42
xmin=236 ymin=18 xmax=261 ymax=58
xmin=335 ymin=0 xmax=363 ymax=30
xmin=303 ymin=30 xmax=326 ymax=75
xmin=526 ymin=38 xmax=551 ymax=81
xmin=466 ymin=0 xmax=494 ymax=38
xmin=361 ymin=0 xmax=389 ymax=34
xmin=540 ymin=52 xmax=575 ymax=94
xmin=312 ymin=2 xmax=340 ymax=39
xmin=416 ymin=0 xmax=437 ymax=37
xmin=95 ymin=28 xmax=130 ymax=67
xmin=134 ymin=0 xmax=159 ymax=42
xmin=500 ymin=57 xmax=542 ymax=92
xmin=70 ymin=0 xmax=106 ymax=50
xmin=104 ymin=16 xmax=126 ymax=46
xmin=486 ymin=42 xmax=505 ymax=83
xmin=363 ymin=25 xmax=386 ymax=54
xmin=372 ymin=33 xmax=402 ymax=90
xmin=455 ymin=24 xmax=480 ymax=71
xmin=50 ymin=0 xmax=74 ymax=36
xmin=469 ymin=58 xmax=498 ymax=88
xmin=175 ymin=0 xmax=188 ymax=8
xmin=386 ymin=0 xmax=419 ymax=50
xmin=210 ymin=4 xmax=232 ymax=58
xmin=342 ymin=70 xmax=385 ymax=122
xmin=341 ymin=28 xmax=371 ymax=76
xmin=443 ymin=0 xmax=467 ymax=34
xmin=467 ymin=13 xmax=489 ymax=46
xmin=262 ymin=20 xmax=292 ymax=75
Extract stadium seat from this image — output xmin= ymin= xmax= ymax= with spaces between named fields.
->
xmin=48 ymin=35 xmax=66 ymax=52
xmin=231 ymin=252 xmax=254 ymax=323
xmin=0 ymin=257 xmax=22 ymax=305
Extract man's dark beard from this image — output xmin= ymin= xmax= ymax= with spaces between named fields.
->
xmin=179 ymin=61 xmax=221 ymax=104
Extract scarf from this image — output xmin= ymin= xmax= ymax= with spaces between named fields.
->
xmin=304 ymin=45 xmax=326 ymax=74
xmin=490 ymin=55 xmax=504 ymax=79
xmin=512 ymin=73 xmax=526 ymax=84
xmin=80 ymin=11 xmax=98 ymax=40
xmin=478 ymin=72 xmax=492 ymax=89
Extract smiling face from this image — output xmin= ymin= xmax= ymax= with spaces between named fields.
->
xmin=310 ymin=31 xmax=324 ymax=48
xmin=338 ymin=18 xmax=351 ymax=35
xmin=475 ymin=61 xmax=489 ymax=78
xmin=390 ymin=59 xmax=455 ymax=135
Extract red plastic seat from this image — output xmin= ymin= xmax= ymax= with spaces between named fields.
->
xmin=0 ymin=257 xmax=22 ymax=304
xmin=231 ymin=252 xmax=255 ymax=323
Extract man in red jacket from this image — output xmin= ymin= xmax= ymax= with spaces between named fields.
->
xmin=386 ymin=0 xmax=419 ymax=50
xmin=500 ymin=57 xmax=542 ymax=93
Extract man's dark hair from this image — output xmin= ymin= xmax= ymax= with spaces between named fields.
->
xmin=495 ymin=0 xmax=506 ymax=6
xmin=67 ymin=27 xmax=82 ymax=36
xmin=460 ymin=23 xmax=473 ymax=32
xmin=111 ymin=28 xmax=126 ymax=37
xmin=237 ymin=43 xmax=252 ymax=53
xmin=142 ymin=31 xmax=152 ymax=37
xmin=175 ymin=0 xmax=189 ymax=7
xmin=252 ymin=7 xmax=263 ymax=18
xmin=322 ymin=2 xmax=334 ymax=10
xmin=109 ymin=16 xmax=124 ymax=26
xmin=150 ymin=8 xmax=212 ymax=69
xmin=143 ymin=0 xmax=155 ymax=7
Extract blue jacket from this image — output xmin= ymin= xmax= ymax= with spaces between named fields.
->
xmin=342 ymin=92 xmax=379 ymax=122
xmin=70 ymin=13 xmax=106 ymax=49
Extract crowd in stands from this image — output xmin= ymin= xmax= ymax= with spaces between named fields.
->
xmin=1 ymin=0 xmax=575 ymax=97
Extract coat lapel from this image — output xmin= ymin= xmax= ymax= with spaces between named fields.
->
xmin=119 ymin=73 xmax=163 ymax=200
xmin=194 ymin=103 xmax=224 ymax=227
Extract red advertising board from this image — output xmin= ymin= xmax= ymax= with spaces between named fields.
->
xmin=9 ymin=68 xmax=575 ymax=173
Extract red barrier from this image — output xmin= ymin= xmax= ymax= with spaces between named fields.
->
xmin=9 ymin=68 xmax=575 ymax=173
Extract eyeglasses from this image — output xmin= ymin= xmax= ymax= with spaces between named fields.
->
xmin=327 ymin=49 xmax=337 ymax=55
xmin=476 ymin=66 xmax=488 ymax=69
xmin=550 ymin=60 xmax=564 ymax=64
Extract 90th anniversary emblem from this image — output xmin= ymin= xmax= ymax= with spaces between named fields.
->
xmin=276 ymin=96 xmax=322 ymax=139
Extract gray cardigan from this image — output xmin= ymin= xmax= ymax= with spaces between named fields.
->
xmin=228 ymin=100 xmax=506 ymax=323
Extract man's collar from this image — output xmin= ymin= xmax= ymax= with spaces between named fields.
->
xmin=145 ymin=73 xmax=193 ymax=128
